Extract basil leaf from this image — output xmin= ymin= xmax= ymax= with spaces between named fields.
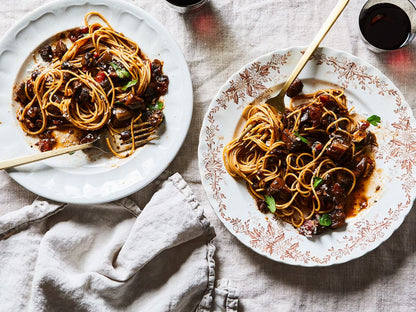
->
xmin=294 ymin=131 xmax=309 ymax=144
xmin=110 ymin=62 xmax=131 ymax=79
xmin=313 ymin=177 xmax=323 ymax=189
xmin=367 ymin=115 xmax=381 ymax=126
xmin=149 ymin=101 xmax=164 ymax=111
xmin=264 ymin=195 xmax=276 ymax=213
xmin=319 ymin=213 xmax=332 ymax=226
xmin=121 ymin=79 xmax=138 ymax=91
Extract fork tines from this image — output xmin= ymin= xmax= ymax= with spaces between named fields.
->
xmin=112 ymin=122 xmax=158 ymax=153
xmin=120 ymin=126 xmax=157 ymax=143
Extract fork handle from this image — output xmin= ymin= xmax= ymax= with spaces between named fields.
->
xmin=0 ymin=142 xmax=93 ymax=170
xmin=279 ymin=0 xmax=350 ymax=97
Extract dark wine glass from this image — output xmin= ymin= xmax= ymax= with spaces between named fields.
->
xmin=359 ymin=0 xmax=416 ymax=52
xmin=165 ymin=0 xmax=208 ymax=13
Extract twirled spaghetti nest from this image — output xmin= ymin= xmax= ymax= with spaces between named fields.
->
xmin=15 ymin=12 xmax=168 ymax=157
xmin=223 ymin=89 xmax=377 ymax=236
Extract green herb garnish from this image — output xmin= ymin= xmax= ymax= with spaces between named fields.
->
xmin=110 ymin=62 xmax=131 ymax=79
xmin=319 ymin=213 xmax=332 ymax=226
xmin=367 ymin=115 xmax=381 ymax=126
xmin=121 ymin=79 xmax=138 ymax=91
xmin=149 ymin=100 xmax=164 ymax=111
xmin=294 ymin=131 xmax=309 ymax=144
xmin=313 ymin=177 xmax=323 ymax=189
xmin=264 ymin=195 xmax=276 ymax=213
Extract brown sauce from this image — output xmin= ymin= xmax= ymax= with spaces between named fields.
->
xmin=345 ymin=175 xmax=380 ymax=218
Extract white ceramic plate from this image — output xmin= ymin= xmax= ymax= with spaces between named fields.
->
xmin=198 ymin=47 xmax=416 ymax=266
xmin=0 ymin=0 xmax=192 ymax=204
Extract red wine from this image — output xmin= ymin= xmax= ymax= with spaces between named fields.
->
xmin=166 ymin=0 xmax=205 ymax=7
xmin=359 ymin=3 xmax=412 ymax=50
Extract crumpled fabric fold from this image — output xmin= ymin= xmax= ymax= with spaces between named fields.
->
xmin=0 ymin=173 xmax=238 ymax=312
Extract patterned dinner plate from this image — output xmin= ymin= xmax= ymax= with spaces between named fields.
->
xmin=0 ymin=0 xmax=193 ymax=204
xmin=198 ymin=47 xmax=416 ymax=266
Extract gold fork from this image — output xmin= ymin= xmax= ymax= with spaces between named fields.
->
xmin=236 ymin=0 xmax=349 ymax=141
xmin=0 ymin=122 xmax=157 ymax=170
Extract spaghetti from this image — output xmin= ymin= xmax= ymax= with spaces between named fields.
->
xmin=14 ymin=12 xmax=168 ymax=157
xmin=223 ymin=89 xmax=378 ymax=236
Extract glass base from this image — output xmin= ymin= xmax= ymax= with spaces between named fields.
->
xmin=165 ymin=0 xmax=208 ymax=13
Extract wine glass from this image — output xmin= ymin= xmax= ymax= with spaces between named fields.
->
xmin=359 ymin=0 xmax=416 ymax=52
xmin=165 ymin=0 xmax=208 ymax=13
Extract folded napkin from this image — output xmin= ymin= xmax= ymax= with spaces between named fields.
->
xmin=0 ymin=173 xmax=238 ymax=311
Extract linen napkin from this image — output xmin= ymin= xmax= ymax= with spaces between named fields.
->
xmin=0 ymin=173 xmax=238 ymax=311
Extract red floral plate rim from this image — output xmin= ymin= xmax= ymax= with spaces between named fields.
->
xmin=198 ymin=46 xmax=416 ymax=266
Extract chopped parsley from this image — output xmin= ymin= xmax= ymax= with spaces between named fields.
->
xmin=367 ymin=115 xmax=381 ymax=126
xmin=149 ymin=101 xmax=164 ymax=111
xmin=110 ymin=62 xmax=131 ymax=79
xmin=319 ymin=213 xmax=332 ymax=226
xmin=294 ymin=131 xmax=309 ymax=144
xmin=264 ymin=195 xmax=276 ymax=213
xmin=121 ymin=79 xmax=138 ymax=91
xmin=313 ymin=177 xmax=323 ymax=188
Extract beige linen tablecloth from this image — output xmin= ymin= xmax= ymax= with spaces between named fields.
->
xmin=1 ymin=0 xmax=416 ymax=311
